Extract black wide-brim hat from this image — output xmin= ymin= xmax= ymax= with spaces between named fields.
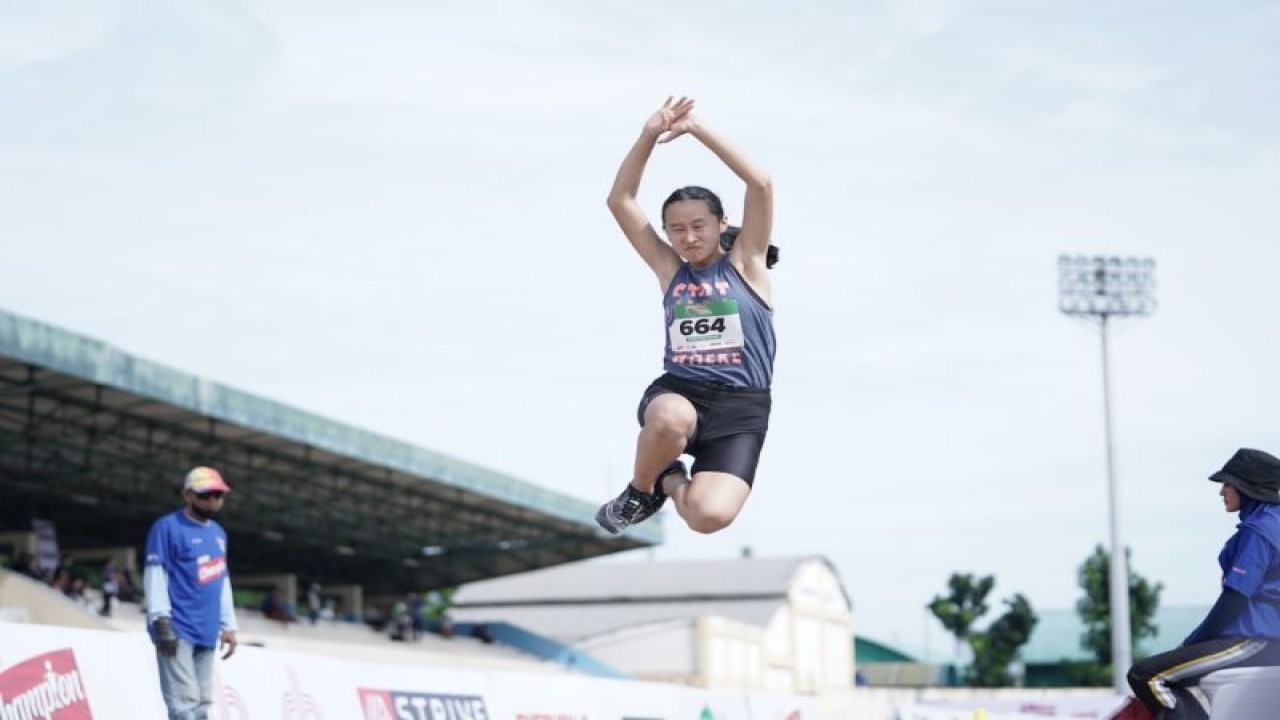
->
xmin=1210 ymin=448 xmax=1280 ymax=504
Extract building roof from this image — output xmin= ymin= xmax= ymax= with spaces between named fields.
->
xmin=0 ymin=307 xmax=657 ymax=594
xmin=454 ymin=598 xmax=781 ymax=642
xmin=855 ymin=636 xmax=917 ymax=664
xmin=451 ymin=555 xmax=847 ymax=641
xmin=455 ymin=555 xmax=838 ymax=604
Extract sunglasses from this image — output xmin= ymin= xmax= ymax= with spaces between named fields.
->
xmin=193 ymin=491 xmax=226 ymax=500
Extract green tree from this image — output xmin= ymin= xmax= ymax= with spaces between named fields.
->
xmin=928 ymin=572 xmax=996 ymax=648
xmin=968 ymin=594 xmax=1039 ymax=686
xmin=421 ymin=588 xmax=455 ymax=623
xmin=1071 ymin=544 xmax=1163 ymax=685
xmin=929 ymin=574 xmax=1038 ymax=686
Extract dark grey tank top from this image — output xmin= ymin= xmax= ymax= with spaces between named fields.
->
xmin=662 ymin=255 xmax=776 ymax=389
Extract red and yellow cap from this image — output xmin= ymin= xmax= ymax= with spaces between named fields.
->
xmin=183 ymin=466 xmax=231 ymax=494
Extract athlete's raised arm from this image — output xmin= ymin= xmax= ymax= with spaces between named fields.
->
xmin=606 ymin=97 xmax=694 ymax=289
xmin=666 ymin=116 xmax=774 ymax=297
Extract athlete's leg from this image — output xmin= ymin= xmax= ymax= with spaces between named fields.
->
xmin=662 ymin=471 xmax=750 ymax=534
xmin=661 ymin=432 xmax=761 ymax=534
xmin=630 ymin=392 xmax=696 ymax=493
xmin=1127 ymin=638 xmax=1268 ymax=719
xmin=595 ymin=389 xmax=698 ymax=535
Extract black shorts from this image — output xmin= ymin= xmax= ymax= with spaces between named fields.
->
xmin=636 ymin=373 xmax=772 ymax=486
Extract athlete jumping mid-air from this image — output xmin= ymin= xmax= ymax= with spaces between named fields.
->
xmin=595 ymin=96 xmax=779 ymax=536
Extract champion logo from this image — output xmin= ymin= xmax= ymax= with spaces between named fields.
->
xmin=0 ymin=649 xmax=94 ymax=720
xmin=198 ymin=557 xmax=227 ymax=584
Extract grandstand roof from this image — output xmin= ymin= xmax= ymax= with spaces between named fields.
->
xmin=0 ymin=307 xmax=658 ymax=595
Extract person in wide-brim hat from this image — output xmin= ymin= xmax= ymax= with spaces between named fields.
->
xmin=1127 ymin=448 xmax=1280 ymax=718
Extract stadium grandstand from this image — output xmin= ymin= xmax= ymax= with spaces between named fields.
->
xmin=0 ymin=306 xmax=657 ymax=649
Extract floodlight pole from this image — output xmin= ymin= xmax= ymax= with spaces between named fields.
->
xmin=1058 ymin=255 xmax=1155 ymax=695
xmin=1098 ymin=312 xmax=1132 ymax=694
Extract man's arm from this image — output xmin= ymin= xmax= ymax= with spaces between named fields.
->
xmin=142 ymin=521 xmax=179 ymax=657
xmin=143 ymin=564 xmax=172 ymax=622
xmin=220 ymin=575 xmax=238 ymax=632
xmin=219 ymin=574 xmax=239 ymax=659
xmin=143 ymin=520 xmax=172 ymax=623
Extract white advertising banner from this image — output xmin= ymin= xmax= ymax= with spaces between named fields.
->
xmin=0 ymin=621 xmax=167 ymax=719
xmin=481 ymin=670 xmax=598 ymax=720
xmin=744 ymin=691 xmax=818 ymax=720
xmin=896 ymin=695 xmax=1129 ymax=720
xmin=216 ymin=645 xmax=491 ymax=720
xmin=0 ymin=622 xmax=838 ymax=720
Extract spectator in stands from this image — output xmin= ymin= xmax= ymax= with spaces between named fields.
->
xmin=306 ymin=582 xmax=322 ymax=625
xmin=63 ymin=575 xmax=88 ymax=607
xmin=100 ymin=558 xmax=121 ymax=617
xmin=49 ymin=556 xmax=73 ymax=592
xmin=408 ymin=592 xmax=426 ymax=640
xmin=389 ymin=599 xmax=414 ymax=641
xmin=144 ymin=466 xmax=240 ymax=720
xmin=119 ymin=566 xmax=141 ymax=603
xmin=364 ymin=606 xmax=388 ymax=633
xmin=470 ymin=623 xmax=494 ymax=644
xmin=436 ymin=610 xmax=455 ymax=639
xmin=1127 ymin=448 xmax=1280 ymax=719
xmin=7 ymin=551 xmax=40 ymax=580
xmin=260 ymin=587 xmax=293 ymax=626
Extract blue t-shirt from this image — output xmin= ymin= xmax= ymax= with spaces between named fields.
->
xmin=1218 ymin=503 xmax=1280 ymax=639
xmin=145 ymin=510 xmax=230 ymax=647
xmin=662 ymin=255 xmax=776 ymax=389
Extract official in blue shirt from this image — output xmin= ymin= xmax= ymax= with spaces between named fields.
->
xmin=144 ymin=466 xmax=240 ymax=720
xmin=1127 ymin=448 xmax=1280 ymax=719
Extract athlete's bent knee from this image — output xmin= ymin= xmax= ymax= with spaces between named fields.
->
xmin=687 ymin=509 xmax=736 ymax=535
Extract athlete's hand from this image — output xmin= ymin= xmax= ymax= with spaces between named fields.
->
xmin=219 ymin=629 xmax=238 ymax=659
xmin=152 ymin=616 xmax=178 ymax=657
xmin=657 ymin=110 xmax=700 ymax=145
xmin=643 ymin=96 xmax=695 ymax=142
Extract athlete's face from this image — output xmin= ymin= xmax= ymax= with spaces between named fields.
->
xmin=663 ymin=200 xmax=728 ymax=266
xmin=1220 ymin=483 xmax=1241 ymax=513
xmin=185 ymin=489 xmax=227 ymax=520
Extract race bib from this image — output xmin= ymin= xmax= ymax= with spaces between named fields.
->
xmin=669 ymin=300 xmax=744 ymax=353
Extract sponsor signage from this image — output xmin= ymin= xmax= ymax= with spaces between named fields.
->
xmin=0 ymin=649 xmax=94 ymax=720
xmin=358 ymin=689 xmax=489 ymax=720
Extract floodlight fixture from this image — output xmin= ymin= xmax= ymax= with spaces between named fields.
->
xmin=1058 ymin=255 xmax=1156 ymax=318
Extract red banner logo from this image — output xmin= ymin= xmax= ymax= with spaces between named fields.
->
xmin=0 ymin=648 xmax=94 ymax=719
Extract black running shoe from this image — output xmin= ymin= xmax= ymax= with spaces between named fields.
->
xmin=595 ymin=484 xmax=661 ymax=535
xmin=595 ymin=460 xmax=687 ymax=535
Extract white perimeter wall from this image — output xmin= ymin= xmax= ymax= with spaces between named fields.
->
xmin=0 ymin=622 xmax=1141 ymax=720
xmin=0 ymin=621 xmax=832 ymax=720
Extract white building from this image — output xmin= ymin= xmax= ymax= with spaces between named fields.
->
xmin=450 ymin=555 xmax=854 ymax=695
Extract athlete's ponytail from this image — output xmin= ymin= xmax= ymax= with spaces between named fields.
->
xmin=720 ymin=226 xmax=780 ymax=269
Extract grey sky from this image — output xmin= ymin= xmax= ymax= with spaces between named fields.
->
xmin=2 ymin=0 xmax=1278 ymax=659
